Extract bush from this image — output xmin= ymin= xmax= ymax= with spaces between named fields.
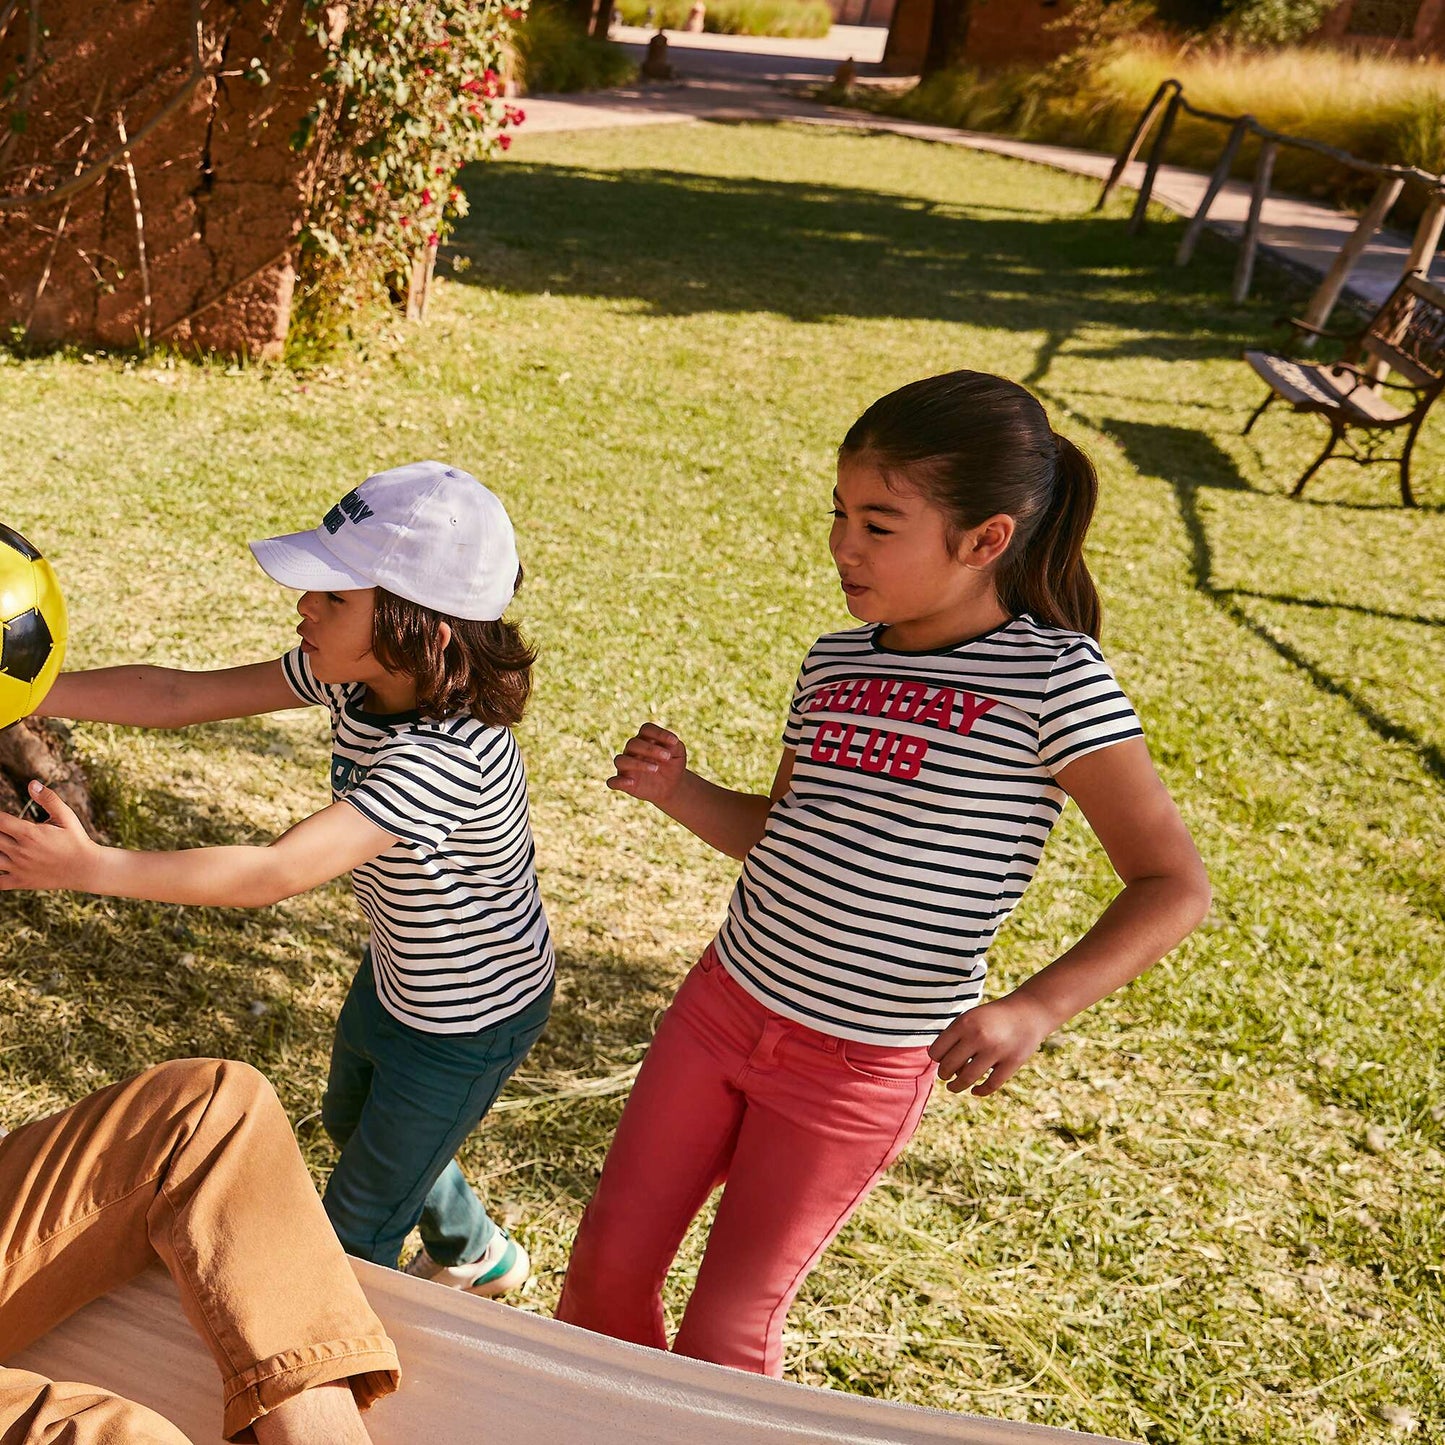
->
xmin=516 ymin=5 xmax=639 ymax=91
xmin=289 ymin=0 xmax=527 ymax=354
xmin=1217 ymin=0 xmax=1334 ymax=44
xmin=616 ymin=0 xmax=832 ymax=38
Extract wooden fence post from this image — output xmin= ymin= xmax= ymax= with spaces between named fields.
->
xmin=1364 ymin=190 xmax=1445 ymax=380
xmin=1128 ymin=89 xmax=1182 ymax=235
xmin=1096 ymin=81 xmax=1178 ymax=212
xmin=1404 ymin=191 xmax=1445 ymax=277
xmin=1232 ymin=138 xmax=1277 ymax=303
xmin=1298 ymin=173 xmax=1406 ymax=343
xmin=1176 ymin=116 xmax=1250 ymax=267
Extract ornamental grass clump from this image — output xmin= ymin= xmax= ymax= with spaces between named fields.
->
xmin=862 ymin=37 xmax=1445 ymax=225
xmin=513 ymin=5 xmax=638 ymax=93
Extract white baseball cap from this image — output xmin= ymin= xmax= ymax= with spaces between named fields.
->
xmin=249 ymin=462 xmax=520 ymax=621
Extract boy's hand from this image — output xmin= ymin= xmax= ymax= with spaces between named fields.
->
xmin=606 ymin=723 xmax=688 ymax=806
xmin=0 ymin=781 xmax=102 ymax=892
xmin=928 ymin=993 xmax=1057 ymax=1096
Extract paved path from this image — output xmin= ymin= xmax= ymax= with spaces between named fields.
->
xmin=517 ymin=27 xmax=1436 ymax=311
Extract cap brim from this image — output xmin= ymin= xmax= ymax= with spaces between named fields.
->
xmin=249 ymin=531 xmax=373 ymax=593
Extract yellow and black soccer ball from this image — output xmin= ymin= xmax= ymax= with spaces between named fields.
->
xmin=0 ymin=524 xmax=67 ymax=730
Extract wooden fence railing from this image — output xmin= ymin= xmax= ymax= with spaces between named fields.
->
xmin=1095 ymin=78 xmax=1445 ymax=337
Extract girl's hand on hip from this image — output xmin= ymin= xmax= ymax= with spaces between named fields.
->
xmin=0 ymin=781 xmax=100 ymax=892
xmin=928 ymin=993 xmax=1057 ymax=1096
xmin=606 ymin=723 xmax=689 ymax=806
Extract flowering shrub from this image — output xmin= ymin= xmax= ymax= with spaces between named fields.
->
xmin=289 ymin=0 xmax=529 ymax=347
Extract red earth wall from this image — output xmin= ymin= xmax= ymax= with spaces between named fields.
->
xmin=0 ymin=0 xmax=333 ymax=358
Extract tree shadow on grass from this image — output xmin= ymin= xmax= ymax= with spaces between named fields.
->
xmin=1104 ymin=418 xmax=1445 ymax=786
xmin=449 ymin=159 xmax=1282 ymax=362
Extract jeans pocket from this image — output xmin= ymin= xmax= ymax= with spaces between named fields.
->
xmin=838 ymin=1039 xmax=936 ymax=1088
xmin=696 ymin=943 xmax=723 ymax=976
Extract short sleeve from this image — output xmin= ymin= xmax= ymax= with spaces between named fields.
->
xmin=781 ymin=659 xmax=809 ymax=749
xmin=1038 ymin=641 xmax=1144 ymax=774
xmin=341 ymin=731 xmax=491 ymax=852
xmin=281 ymin=646 xmax=331 ymax=708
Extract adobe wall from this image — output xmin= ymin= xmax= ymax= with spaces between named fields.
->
xmin=1316 ymin=0 xmax=1445 ymax=52
xmin=0 ymin=0 xmax=332 ymax=358
xmin=882 ymin=0 xmax=1076 ymax=73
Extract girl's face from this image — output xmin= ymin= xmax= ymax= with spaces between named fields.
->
xmin=829 ymin=457 xmax=1013 ymax=650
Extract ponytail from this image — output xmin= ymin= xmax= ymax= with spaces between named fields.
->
xmin=998 ymin=433 xmax=1101 ymax=640
xmin=841 ymin=370 xmax=1105 ymax=640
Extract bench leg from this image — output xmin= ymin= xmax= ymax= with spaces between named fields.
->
xmin=1242 ymin=389 xmax=1276 ymax=436
xmin=1291 ymin=423 xmax=1342 ymax=497
xmin=1399 ymin=425 xmax=1421 ymax=508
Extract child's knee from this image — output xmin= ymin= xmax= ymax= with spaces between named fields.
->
xmin=141 ymin=1058 xmax=282 ymax=1136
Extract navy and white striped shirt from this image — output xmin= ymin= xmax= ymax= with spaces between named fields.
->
xmin=282 ymin=648 xmax=554 ymax=1036
xmin=713 ymin=616 xmax=1143 ymax=1045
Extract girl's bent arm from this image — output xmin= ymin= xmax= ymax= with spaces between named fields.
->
xmin=608 ymin=723 xmax=794 ymax=860
xmin=36 ymin=659 xmax=302 ymax=729
xmin=930 ymin=736 xmax=1210 ymax=1096
xmin=0 ymin=783 xmax=400 ymax=907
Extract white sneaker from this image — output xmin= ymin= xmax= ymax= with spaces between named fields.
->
xmin=402 ymin=1230 xmax=530 ymax=1298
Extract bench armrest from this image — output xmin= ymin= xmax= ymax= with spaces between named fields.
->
xmin=1277 ymin=316 xmax=1361 ymax=343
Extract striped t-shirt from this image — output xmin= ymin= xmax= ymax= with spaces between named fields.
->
xmin=712 ymin=616 xmax=1143 ymax=1045
xmin=282 ymin=648 xmax=554 ymax=1036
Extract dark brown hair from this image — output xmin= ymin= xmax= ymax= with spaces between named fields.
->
xmin=370 ymin=567 xmax=536 ymax=726
xmin=840 ymin=371 xmax=1102 ymax=639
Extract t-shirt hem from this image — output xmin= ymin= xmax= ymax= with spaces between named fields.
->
xmin=711 ymin=935 xmax=950 ymax=1048
xmin=371 ymin=964 xmax=555 ymax=1036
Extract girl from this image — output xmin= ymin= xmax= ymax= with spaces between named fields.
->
xmin=556 ymin=371 xmax=1211 ymax=1374
xmin=0 ymin=461 xmax=553 ymax=1297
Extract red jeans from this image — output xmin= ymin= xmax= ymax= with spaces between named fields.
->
xmin=557 ymin=947 xmax=935 ymax=1375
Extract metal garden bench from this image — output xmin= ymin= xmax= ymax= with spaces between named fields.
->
xmin=1243 ymin=272 xmax=1445 ymax=507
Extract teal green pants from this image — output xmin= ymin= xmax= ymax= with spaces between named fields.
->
xmin=321 ymin=954 xmax=552 ymax=1268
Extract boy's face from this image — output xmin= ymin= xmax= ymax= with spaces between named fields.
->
xmin=296 ymin=587 xmax=382 ymax=686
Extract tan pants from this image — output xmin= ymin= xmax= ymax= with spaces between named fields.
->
xmin=0 ymin=1059 xmax=400 ymax=1442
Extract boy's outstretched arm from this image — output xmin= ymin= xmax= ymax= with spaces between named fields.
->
xmin=0 ymin=783 xmax=399 ymax=907
xmin=37 ymin=659 xmax=301 ymax=729
xmin=607 ymin=722 xmax=794 ymax=860
xmin=929 ymin=736 xmax=1211 ymax=1097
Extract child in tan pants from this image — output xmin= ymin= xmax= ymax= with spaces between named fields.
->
xmin=0 ymin=1057 xmax=400 ymax=1443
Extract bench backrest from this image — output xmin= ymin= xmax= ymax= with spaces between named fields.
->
xmin=1362 ymin=272 xmax=1445 ymax=392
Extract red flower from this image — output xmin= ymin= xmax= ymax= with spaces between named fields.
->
xmin=460 ymin=77 xmax=483 ymax=95
xmin=498 ymin=133 xmax=512 ymax=150
xmin=449 ymin=187 xmax=460 ymax=202
xmin=400 ymin=216 xmax=411 ymax=227
xmin=468 ymin=102 xmax=484 ymax=118
xmin=421 ymin=66 xmax=433 ymax=76
xmin=435 ymin=164 xmax=445 ymax=176
xmin=421 ymin=188 xmax=434 ymax=205
xmin=427 ymin=233 xmax=439 ymax=247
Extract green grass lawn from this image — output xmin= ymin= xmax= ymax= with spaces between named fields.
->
xmin=2 ymin=123 xmax=1442 ymax=1443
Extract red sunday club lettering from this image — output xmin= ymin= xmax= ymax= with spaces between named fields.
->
xmin=805 ymin=678 xmax=998 ymax=779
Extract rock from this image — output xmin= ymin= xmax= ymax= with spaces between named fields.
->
xmin=0 ymin=718 xmax=104 ymax=840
